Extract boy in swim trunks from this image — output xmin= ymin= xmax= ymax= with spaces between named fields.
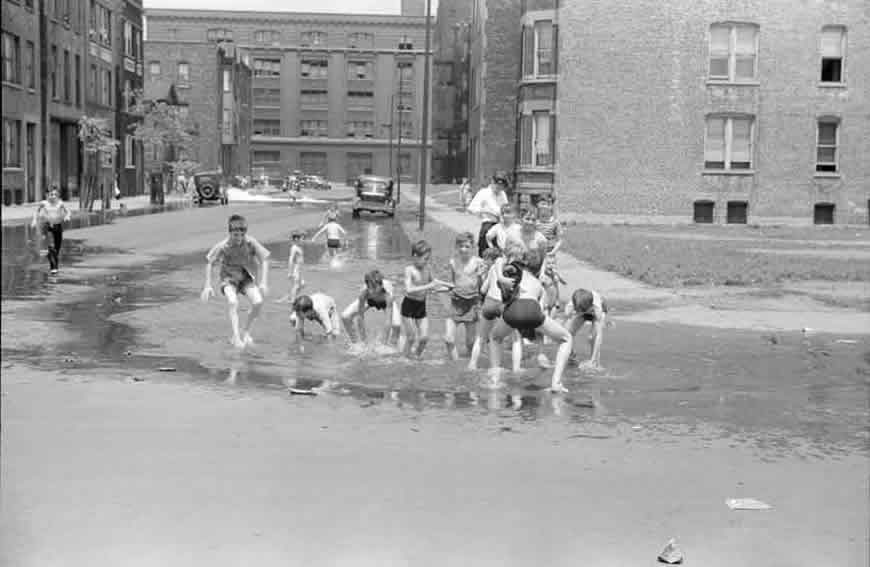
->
xmin=291 ymin=292 xmax=341 ymax=344
xmin=401 ymin=240 xmax=452 ymax=359
xmin=341 ymin=269 xmax=402 ymax=345
xmin=201 ymin=214 xmax=271 ymax=348
xmin=287 ymin=231 xmax=305 ymax=304
xmin=444 ymin=232 xmax=485 ymax=360
xmin=312 ymin=217 xmax=347 ymax=258
xmin=564 ymin=288 xmax=609 ymax=369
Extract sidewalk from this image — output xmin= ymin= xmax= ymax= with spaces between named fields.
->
xmin=0 ymin=193 xmax=191 ymax=226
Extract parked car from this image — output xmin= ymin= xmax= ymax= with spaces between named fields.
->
xmin=299 ymin=174 xmax=331 ymax=191
xmin=192 ymin=171 xmax=228 ymax=205
xmin=352 ymin=175 xmax=396 ymax=218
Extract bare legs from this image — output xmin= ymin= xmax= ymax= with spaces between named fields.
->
xmin=488 ymin=317 xmax=572 ymax=392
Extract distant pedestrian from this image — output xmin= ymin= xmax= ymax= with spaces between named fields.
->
xmin=311 ymin=216 xmax=347 ymax=258
xmin=200 ymin=214 xmax=271 ymax=349
xmin=466 ymin=171 xmax=510 ymax=257
xmin=458 ymin=177 xmax=471 ymax=209
xmin=31 ymin=186 xmax=71 ymax=275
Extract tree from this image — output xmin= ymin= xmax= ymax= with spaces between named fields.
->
xmin=128 ymin=88 xmax=200 ymax=202
xmin=77 ymin=116 xmax=119 ymax=212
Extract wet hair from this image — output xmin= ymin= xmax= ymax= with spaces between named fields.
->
xmin=228 ymin=214 xmax=247 ymax=230
xmin=291 ymin=231 xmax=303 ymax=240
xmin=503 ymin=242 xmax=525 ymax=263
xmin=411 ymin=240 xmax=431 ymax=258
xmin=571 ymin=289 xmax=594 ymax=313
xmin=520 ymin=207 xmax=538 ymax=222
xmin=364 ymin=269 xmax=384 ymax=289
xmin=455 ymin=232 xmax=474 ymax=247
xmin=522 ymin=248 xmax=544 ymax=274
xmin=481 ymin=247 xmax=502 ymax=263
xmin=499 ymin=261 xmax=524 ymax=303
xmin=292 ymin=295 xmax=314 ymax=313
xmin=492 ymin=171 xmax=510 ymax=186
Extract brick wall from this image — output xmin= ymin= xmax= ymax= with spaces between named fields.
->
xmin=556 ymin=0 xmax=869 ymax=224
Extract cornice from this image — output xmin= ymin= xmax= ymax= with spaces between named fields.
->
xmin=145 ymin=8 xmax=427 ymax=28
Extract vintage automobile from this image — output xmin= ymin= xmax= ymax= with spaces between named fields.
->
xmin=192 ymin=170 xmax=228 ymax=205
xmin=299 ymin=174 xmax=332 ymax=191
xmin=351 ymin=175 xmax=396 ymax=218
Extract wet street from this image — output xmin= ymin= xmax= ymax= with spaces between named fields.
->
xmin=2 ymin=202 xmax=868 ymax=566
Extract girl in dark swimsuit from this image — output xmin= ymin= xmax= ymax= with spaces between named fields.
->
xmin=488 ymin=258 xmax=573 ymax=393
xmin=341 ymin=269 xmax=402 ymax=346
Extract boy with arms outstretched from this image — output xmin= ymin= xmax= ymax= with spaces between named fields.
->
xmin=201 ymin=214 xmax=271 ymax=348
xmin=400 ymin=240 xmax=452 ymax=359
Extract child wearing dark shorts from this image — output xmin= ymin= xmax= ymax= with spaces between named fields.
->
xmin=400 ymin=240 xmax=452 ymax=359
xmin=444 ymin=232 xmax=485 ymax=360
xmin=565 ymin=288 xmax=609 ymax=369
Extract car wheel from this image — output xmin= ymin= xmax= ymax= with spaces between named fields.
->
xmin=199 ymin=184 xmax=217 ymax=200
xmin=352 ymin=209 xmax=360 ymax=219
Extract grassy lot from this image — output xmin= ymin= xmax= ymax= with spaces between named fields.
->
xmin=560 ymin=223 xmax=870 ymax=288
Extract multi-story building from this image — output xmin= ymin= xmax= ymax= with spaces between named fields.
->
xmin=143 ymin=41 xmax=252 ymax=176
xmin=144 ymin=5 xmax=430 ymax=185
xmin=431 ymin=0 xmax=471 ymax=183
xmin=556 ymin=0 xmax=868 ymax=224
xmin=115 ymin=0 xmax=145 ymax=198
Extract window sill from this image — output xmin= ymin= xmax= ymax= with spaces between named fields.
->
xmin=519 ymin=75 xmax=557 ymax=84
xmin=516 ymin=165 xmax=554 ymax=173
xmin=706 ymin=80 xmax=760 ymax=87
xmin=813 ymin=172 xmax=841 ymax=179
xmin=818 ymin=82 xmax=847 ymax=89
xmin=702 ymin=169 xmax=756 ymax=176
xmin=3 ymin=167 xmax=24 ymax=172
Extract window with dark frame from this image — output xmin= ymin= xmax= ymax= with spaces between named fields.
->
xmin=24 ymin=40 xmax=34 ymax=88
xmin=300 ymin=59 xmax=327 ymax=79
xmin=50 ymin=45 xmax=58 ymax=98
xmin=726 ymin=201 xmax=748 ymax=224
xmin=820 ymin=26 xmax=845 ymax=83
xmin=63 ymin=49 xmax=71 ymax=102
xmin=693 ymin=201 xmax=715 ymax=223
xmin=3 ymin=119 xmax=22 ymax=168
xmin=814 ymin=203 xmax=835 ymax=225
xmin=253 ymin=119 xmax=281 ymax=136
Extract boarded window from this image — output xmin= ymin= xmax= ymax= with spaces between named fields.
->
xmin=694 ymin=200 xmax=715 ymax=223
xmin=726 ymin=201 xmax=748 ymax=224
xmin=814 ymin=203 xmax=835 ymax=225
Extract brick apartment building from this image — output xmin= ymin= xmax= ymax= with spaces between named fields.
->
xmin=144 ymin=2 xmax=431 ymax=185
xmin=116 ymin=0 xmax=145 ymax=197
xmin=1 ymin=0 xmax=145 ymax=206
xmin=431 ymin=0 xmax=471 ymax=183
xmin=143 ymin=41 xmax=252 ymax=177
xmin=459 ymin=0 xmax=868 ymax=224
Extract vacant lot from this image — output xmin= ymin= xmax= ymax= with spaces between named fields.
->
xmin=560 ymin=223 xmax=870 ymax=288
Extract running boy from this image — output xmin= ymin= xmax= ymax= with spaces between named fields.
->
xmin=201 ymin=214 xmax=271 ymax=348
xmin=312 ymin=216 xmax=347 ymax=258
xmin=341 ymin=269 xmax=402 ymax=345
xmin=564 ymin=288 xmax=609 ymax=369
xmin=31 ymin=186 xmax=71 ymax=274
xmin=400 ymin=240 xmax=452 ymax=359
xmin=291 ymin=292 xmax=341 ymax=343
xmin=287 ymin=231 xmax=305 ymax=303
xmin=444 ymin=232 xmax=485 ymax=360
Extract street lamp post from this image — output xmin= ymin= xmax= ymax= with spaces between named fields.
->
xmin=418 ymin=0 xmax=432 ymax=231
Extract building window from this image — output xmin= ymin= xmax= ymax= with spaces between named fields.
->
xmin=346 ymin=120 xmax=374 ymax=138
xmin=252 ymin=150 xmax=280 ymax=163
xmin=90 ymin=2 xmax=112 ymax=47
xmin=519 ymin=111 xmax=555 ymax=167
xmin=222 ymin=108 xmax=232 ymax=137
xmin=254 ymin=30 xmax=280 ymax=43
xmin=814 ymin=203 xmax=835 ymax=225
xmin=125 ymin=135 xmax=135 ymax=168
xmin=704 ymin=115 xmax=754 ymax=170
xmin=299 ymin=152 xmax=327 ymax=175
xmin=347 ymin=60 xmax=372 ymax=80
xmin=534 ymin=20 xmax=554 ymax=76
xmin=149 ymin=61 xmax=161 ymax=76
xmin=177 ymin=62 xmax=189 ymax=86
xmin=88 ymin=64 xmax=96 ymax=100
xmin=299 ymin=120 xmax=328 ymax=137
xmin=253 ymin=87 xmax=281 ymax=106
xmin=222 ymin=69 xmax=231 ymax=93
xmin=693 ymin=200 xmax=715 ymax=223
xmin=300 ymin=59 xmax=328 ymax=79
xmin=820 ymin=26 xmax=845 ymax=83
xmin=253 ymin=119 xmax=281 ymax=136
xmin=206 ymin=28 xmax=233 ymax=42
xmin=300 ymin=89 xmax=328 ymax=106
xmin=816 ymin=119 xmax=839 ymax=173
xmin=23 ymin=40 xmax=34 ymax=88
xmin=348 ymin=32 xmax=374 ymax=48
xmin=3 ymin=119 xmax=22 ymax=168
xmin=347 ymin=90 xmax=374 ymax=107
xmin=300 ymin=31 xmax=326 ymax=46
xmin=253 ymin=58 xmax=280 ymax=77
xmin=100 ymin=68 xmax=111 ymax=105
xmin=709 ymin=23 xmax=758 ymax=82
xmin=399 ymin=153 xmax=411 ymax=177
xmin=726 ymin=201 xmax=748 ymax=224
xmin=63 ymin=50 xmax=71 ymax=102
xmin=122 ymin=78 xmax=131 ymax=111
xmin=398 ymin=118 xmax=413 ymax=138
xmin=50 ymin=45 xmax=58 ymax=98
xmin=124 ymin=21 xmax=133 ymax=57
xmin=2 ymin=32 xmax=20 ymax=84
xmin=74 ymin=54 xmax=80 ymax=106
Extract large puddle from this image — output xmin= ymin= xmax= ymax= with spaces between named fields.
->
xmin=2 ymin=207 xmax=868 ymax=458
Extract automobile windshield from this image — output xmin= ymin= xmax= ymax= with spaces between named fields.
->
xmin=361 ymin=181 xmax=389 ymax=192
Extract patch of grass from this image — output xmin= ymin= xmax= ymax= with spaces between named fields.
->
xmin=562 ymin=224 xmax=870 ymax=288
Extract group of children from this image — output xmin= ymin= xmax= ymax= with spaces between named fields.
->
xmin=200 ymin=199 xmax=607 ymax=393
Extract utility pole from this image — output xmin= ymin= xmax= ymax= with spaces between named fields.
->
xmin=383 ymin=93 xmax=394 ymax=177
xmin=396 ymin=65 xmax=404 ymax=205
xmin=418 ymin=0 xmax=432 ymax=231
xmin=39 ymin=0 xmax=48 ymax=199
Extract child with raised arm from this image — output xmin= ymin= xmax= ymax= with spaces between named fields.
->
xmin=341 ymin=269 xmax=402 ymax=346
xmin=291 ymin=292 xmax=341 ymax=345
xmin=311 ymin=216 xmax=347 ymax=258
xmin=287 ymin=231 xmax=305 ymax=304
xmin=444 ymin=232 xmax=485 ymax=360
xmin=201 ymin=214 xmax=271 ymax=348
xmin=400 ymin=240 xmax=452 ymax=359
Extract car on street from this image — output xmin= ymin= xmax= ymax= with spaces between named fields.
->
xmin=299 ymin=174 xmax=331 ymax=191
xmin=352 ymin=175 xmax=396 ymax=218
xmin=192 ymin=170 xmax=228 ymax=206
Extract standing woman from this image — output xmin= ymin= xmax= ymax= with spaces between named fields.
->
xmin=466 ymin=171 xmax=510 ymax=257
xmin=31 ymin=186 xmax=71 ymax=274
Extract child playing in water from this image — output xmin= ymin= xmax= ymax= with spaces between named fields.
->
xmin=320 ymin=203 xmax=340 ymax=227
xmin=400 ymin=240 xmax=452 ymax=359
xmin=201 ymin=214 xmax=271 ymax=348
xmin=291 ymin=292 xmax=341 ymax=343
xmin=31 ymin=186 xmax=71 ymax=274
xmin=311 ymin=216 xmax=347 ymax=258
xmin=341 ymin=269 xmax=402 ymax=345
xmin=287 ymin=231 xmax=305 ymax=303
xmin=444 ymin=232 xmax=485 ymax=360
xmin=564 ymin=288 xmax=609 ymax=369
